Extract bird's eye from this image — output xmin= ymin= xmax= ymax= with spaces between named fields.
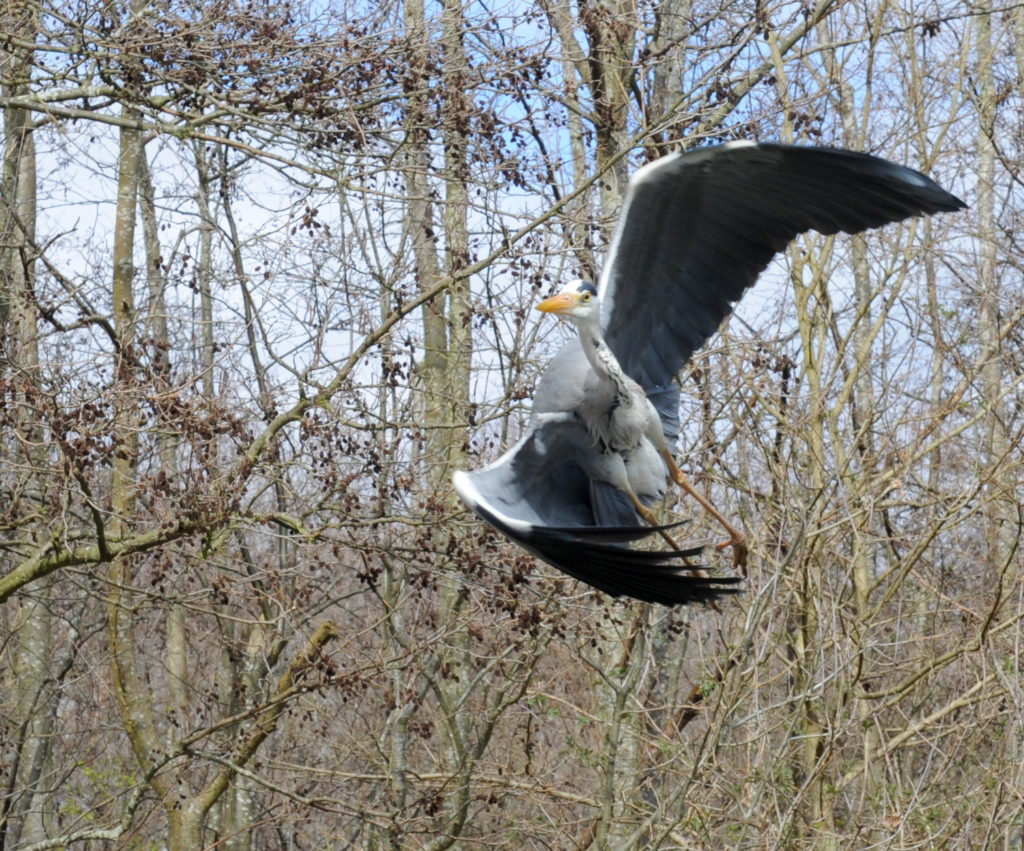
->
xmin=581 ymin=292 xmax=591 ymax=302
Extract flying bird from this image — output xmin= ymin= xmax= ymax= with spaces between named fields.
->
xmin=453 ymin=141 xmax=965 ymax=606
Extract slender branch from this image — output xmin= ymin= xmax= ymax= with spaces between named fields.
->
xmin=192 ymin=621 xmax=340 ymax=817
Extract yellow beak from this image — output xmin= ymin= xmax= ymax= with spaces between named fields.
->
xmin=536 ymin=292 xmax=577 ymax=314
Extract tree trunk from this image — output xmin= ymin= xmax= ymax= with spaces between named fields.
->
xmin=974 ymin=1 xmax=1012 ymax=582
xmin=1 ymin=4 xmax=52 ymax=843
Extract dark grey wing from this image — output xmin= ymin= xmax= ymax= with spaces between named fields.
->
xmin=599 ymin=142 xmax=967 ymax=389
xmin=452 ymin=415 xmax=740 ymax=606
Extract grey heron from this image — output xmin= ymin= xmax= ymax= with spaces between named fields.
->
xmin=453 ymin=141 xmax=965 ymax=606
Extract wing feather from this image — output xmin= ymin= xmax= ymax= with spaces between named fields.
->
xmin=453 ymin=418 xmax=739 ymax=606
xmin=600 ymin=142 xmax=966 ymax=389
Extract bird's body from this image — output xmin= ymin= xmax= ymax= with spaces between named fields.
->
xmin=576 ymin=339 xmax=656 ymax=455
xmin=533 ymin=281 xmax=672 ymax=513
xmin=454 ymin=141 xmax=966 ymax=606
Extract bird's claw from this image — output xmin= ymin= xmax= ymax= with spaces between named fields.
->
xmin=715 ymin=536 xmax=748 ymax=575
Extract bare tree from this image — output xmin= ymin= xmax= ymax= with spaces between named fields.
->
xmin=0 ymin=0 xmax=1020 ymax=847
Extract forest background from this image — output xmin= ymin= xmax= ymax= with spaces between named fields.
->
xmin=1 ymin=0 xmax=1022 ymax=847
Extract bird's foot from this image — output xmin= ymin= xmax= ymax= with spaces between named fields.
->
xmin=715 ymin=534 xmax=748 ymax=575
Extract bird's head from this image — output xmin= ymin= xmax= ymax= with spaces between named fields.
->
xmin=536 ymin=279 xmax=599 ymax=324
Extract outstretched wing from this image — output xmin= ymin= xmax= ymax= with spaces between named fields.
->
xmin=599 ymin=142 xmax=967 ymax=389
xmin=452 ymin=415 xmax=740 ymax=606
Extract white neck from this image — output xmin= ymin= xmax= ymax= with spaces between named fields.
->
xmin=574 ymin=317 xmax=631 ymax=399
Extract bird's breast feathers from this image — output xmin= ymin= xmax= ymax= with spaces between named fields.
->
xmin=579 ymin=389 xmax=649 ymax=453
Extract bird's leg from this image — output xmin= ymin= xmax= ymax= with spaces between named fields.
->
xmin=628 ymin=488 xmax=721 ymax=611
xmin=660 ymin=449 xmax=748 ymax=573
xmin=626 ymin=491 xmax=686 ymax=553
